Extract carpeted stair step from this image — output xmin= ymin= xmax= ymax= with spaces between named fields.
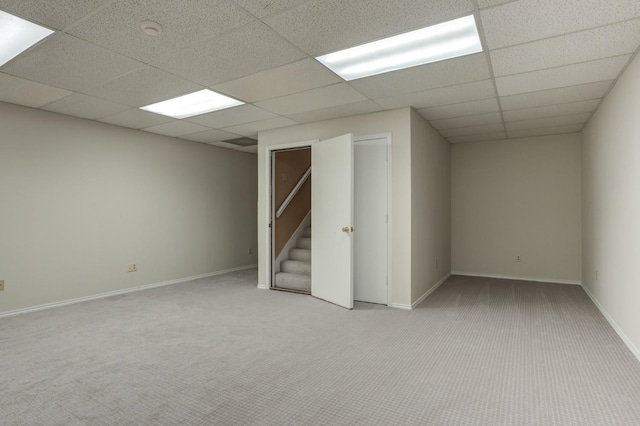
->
xmin=289 ymin=248 xmax=311 ymax=262
xmin=297 ymin=237 xmax=311 ymax=250
xmin=281 ymin=260 xmax=311 ymax=275
xmin=275 ymin=272 xmax=311 ymax=292
xmin=302 ymin=226 xmax=311 ymax=237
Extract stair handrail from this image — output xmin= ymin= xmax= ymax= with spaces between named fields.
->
xmin=276 ymin=166 xmax=311 ymax=219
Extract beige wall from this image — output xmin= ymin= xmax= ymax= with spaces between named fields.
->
xmin=0 ymin=102 xmax=258 ymax=314
xmin=258 ymin=108 xmax=413 ymax=306
xmin=582 ymin=53 xmax=640 ymax=357
xmin=451 ymin=134 xmax=582 ymax=283
xmin=410 ymin=110 xmax=451 ymax=303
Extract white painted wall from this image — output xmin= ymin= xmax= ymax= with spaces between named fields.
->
xmin=0 ymin=102 xmax=258 ymax=314
xmin=410 ymin=110 xmax=451 ymax=304
xmin=451 ymin=134 xmax=582 ymax=283
xmin=258 ymin=109 xmax=413 ymax=306
xmin=582 ymin=53 xmax=640 ymax=358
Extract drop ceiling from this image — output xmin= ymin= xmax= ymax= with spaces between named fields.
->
xmin=1 ymin=0 xmax=639 ymax=151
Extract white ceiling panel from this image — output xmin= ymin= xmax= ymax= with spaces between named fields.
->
xmin=0 ymin=0 xmax=105 ymax=30
xmin=82 ymin=66 xmax=202 ymax=107
xmin=264 ymin=0 xmax=472 ymax=56
xmin=0 ymin=33 xmax=143 ymax=92
xmin=491 ymin=19 xmax=640 ymax=77
xmin=234 ymin=0 xmax=309 ymax=18
xmin=441 ymin=123 xmax=505 ymax=137
xmin=448 ymin=132 xmax=507 ymax=144
xmin=98 ymin=108 xmax=174 ymax=129
xmin=180 ymin=129 xmax=241 ymax=144
xmin=142 ymin=121 xmax=211 ymax=137
xmin=481 ymin=0 xmax=640 ymax=49
xmin=505 ymin=113 xmax=591 ymax=132
xmin=419 ymin=98 xmax=500 ymax=121
xmin=255 ymin=83 xmax=367 ymax=116
xmin=285 ymin=100 xmax=382 ymax=124
xmin=430 ymin=112 xmax=503 ymax=130
xmin=67 ymin=0 xmax=253 ymax=64
xmin=222 ymin=117 xmax=298 ymax=137
xmin=495 ymin=55 xmax=630 ymax=96
xmin=477 ymin=0 xmax=514 ymax=8
xmin=154 ymin=21 xmax=306 ymax=86
xmin=42 ymin=93 xmax=130 ymax=120
xmin=376 ymin=80 xmax=496 ymax=110
xmin=502 ymin=100 xmax=600 ymax=122
xmin=507 ymin=124 xmax=584 ymax=139
xmin=186 ymin=105 xmax=277 ymax=128
xmin=500 ymin=81 xmax=613 ymax=111
xmin=212 ymin=59 xmax=341 ymax=103
xmin=350 ymin=54 xmax=490 ymax=99
xmin=0 ymin=73 xmax=72 ymax=107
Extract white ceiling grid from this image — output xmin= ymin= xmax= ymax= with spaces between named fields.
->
xmin=0 ymin=0 xmax=639 ymax=149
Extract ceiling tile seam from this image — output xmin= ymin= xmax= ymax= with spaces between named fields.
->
xmin=505 ymin=127 xmax=585 ymax=140
xmin=499 ymin=76 xmax=621 ymax=99
xmin=470 ymin=2 xmax=507 ymax=136
xmin=580 ymin=43 xmax=640 ymax=132
xmin=373 ymin=77 xmax=495 ymax=107
xmin=503 ymin=111 xmax=594 ymax=124
xmin=476 ymin=0 xmax=519 ymax=12
xmin=484 ymin=16 xmax=640 ymax=54
xmin=422 ymin=105 xmax=500 ymax=120
xmin=231 ymin=0 xmax=315 ymax=20
xmin=500 ymin=95 xmax=606 ymax=112
xmin=417 ymin=93 xmax=498 ymax=110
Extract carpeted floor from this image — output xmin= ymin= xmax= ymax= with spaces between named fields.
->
xmin=1 ymin=270 xmax=639 ymax=425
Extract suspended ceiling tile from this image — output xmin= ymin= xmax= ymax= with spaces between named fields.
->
xmin=476 ymin=0 xmax=513 ymax=8
xmin=0 ymin=0 xmax=105 ymax=30
xmin=505 ymin=113 xmax=591 ymax=132
xmin=255 ymin=83 xmax=367 ymax=116
xmin=507 ymin=124 xmax=584 ymax=139
xmin=67 ymin=0 xmax=253 ymax=64
xmin=41 ymin=93 xmax=129 ymax=120
xmin=495 ymin=55 xmax=630 ymax=96
xmin=448 ymin=132 xmax=507 ymax=144
xmin=375 ymin=80 xmax=496 ymax=110
xmin=82 ymin=66 xmax=202 ymax=107
xmin=0 ymin=33 xmax=143 ymax=92
xmin=206 ymin=140 xmax=249 ymax=150
xmin=142 ymin=121 xmax=211 ymax=137
xmin=419 ymin=98 xmax=500 ymax=121
xmin=350 ymin=53 xmax=490 ymax=99
xmin=491 ymin=19 xmax=640 ymax=77
xmin=185 ymin=105 xmax=277 ymax=128
xmin=285 ymin=100 xmax=382 ymax=124
xmin=441 ymin=123 xmax=505 ymax=137
xmin=98 ymin=108 xmax=174 ymax=129
xmin=222 ymin=117 xmax=298 ymax=137
xmin=480 ymin=0 xmax=640 ymax=49
xmin=180 ymin=129 xmax=241 ymax=144
xmin=234 ymin=0 xmax=309 ymax=18
xmin=430 ymin=112 xmax=503 ymax=130
xmin=264 ymin=0 xmax=472 ymax=56
xmin=212 ymin=59 xmax=341 ymax=103
xmin=500 ymin=81 xmax=613 ymax=110
xmin=155 ymin=21 xmax=306 ymax=86
xmin=0 ymin=73 xmax=72 ymax=107
xmin=502 ymin=99 xmax=600 ymax=122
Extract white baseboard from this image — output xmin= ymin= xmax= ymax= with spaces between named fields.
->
xmin=0 ymin=264 xmax=257 ymax=319
xmin=390 ymin=273 xmax=452 ymax=310
xmin=581 ymin=284 xmax=640 ymax=363
xmin=451 ymin=271 xmax=581 ymax=286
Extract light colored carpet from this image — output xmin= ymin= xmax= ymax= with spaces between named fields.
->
xmin=1 ymin=271 xmax=639 ymax=425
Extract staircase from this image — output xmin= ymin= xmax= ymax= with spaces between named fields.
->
xmin=275 ymin=226 xmax=311 ymax=293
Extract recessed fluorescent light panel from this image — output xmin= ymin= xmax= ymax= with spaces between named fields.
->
xmin=316 ymin=15 xmax=483 ymax=81
xmin=140 ymin=89 xmax=244 ymax=119
xmin=0 ymin=10 xmax=54 ymax=67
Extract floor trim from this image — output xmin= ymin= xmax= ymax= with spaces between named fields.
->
xmin=390 ymin=273 xmax=452 ymax=310
xmin=581 ymin=284 xmax=640 ymax=363
xmin=0 ymin=264 xmax=257 ymax=319
xmin=451 ymin=271 xmax=581 ymax=285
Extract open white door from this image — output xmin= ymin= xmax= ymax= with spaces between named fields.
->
xmin=311 ymin=133 xmax=354 ymax=309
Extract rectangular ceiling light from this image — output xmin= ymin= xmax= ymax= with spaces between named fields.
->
xmin=316 ymin=15 xmax=483 ymax=81
xmin=140 ymin=89 xmax=244 ymax=119
xmin=0 ymin=10 xmax=54 ymax=67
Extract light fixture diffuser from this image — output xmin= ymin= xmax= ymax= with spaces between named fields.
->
xmin=316 ymin=15 xmax=483 ymax=81
xmin=140 ymin=89 xmax=244 ymax=119
xmin=0 ymin=10 xmax=54 ymax=67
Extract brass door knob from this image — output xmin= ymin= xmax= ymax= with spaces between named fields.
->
xmin=342 ymin=226 xmax=350 ymax=233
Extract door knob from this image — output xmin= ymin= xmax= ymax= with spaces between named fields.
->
xmin=342 ymin=226 xmax=350 ymax=233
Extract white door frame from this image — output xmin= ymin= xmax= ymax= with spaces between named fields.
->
xmin=354 ymin=133 xmax=393 ymax=307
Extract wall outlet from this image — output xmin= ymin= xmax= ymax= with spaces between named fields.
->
xmin=0 ymin=280 xmax=4 ymax=291
xmin=127 ymin=264 xmax=137 ymax=273
xmin=248 ymin=248 xmax=252 ymax=254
